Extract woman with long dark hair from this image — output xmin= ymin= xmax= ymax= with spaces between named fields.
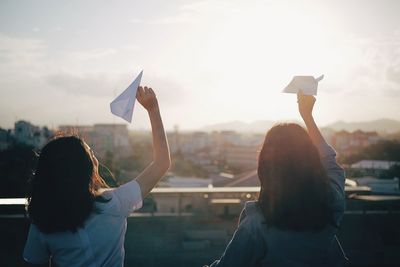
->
xmin=23 ymin=86 xmax=171 ymax=266
xmin=208 ymin=92 xmax=347 ymax=266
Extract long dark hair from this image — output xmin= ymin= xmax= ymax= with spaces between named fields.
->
xmin=257 ymin=123 xmax=333 ymax=231
xmin=27 ymin=135 xmax=109 ymax=233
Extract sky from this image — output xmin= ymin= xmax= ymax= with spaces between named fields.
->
xmin=0 ymin=0 xmax=400 ymax=131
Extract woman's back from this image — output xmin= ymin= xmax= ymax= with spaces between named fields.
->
xmin=24 ymin=177 xmax=143 ymax=267
xmin=209 ymin=141 xmax=346 ymax=267
xmin=237 ymin=201 xmax=345 ymax=267
xmin=208 ymin=92 xmax=347 ymax=267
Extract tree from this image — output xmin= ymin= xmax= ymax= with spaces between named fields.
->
xmin=0 ymin=144 xmax=37 ymax=197
xmin=171 ymin=152 xmax=209 ymax=178
xmin=341 ymin=140 xmax=400 ymax=164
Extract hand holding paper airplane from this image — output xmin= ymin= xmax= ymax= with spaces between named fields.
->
xmin=110 ymin=70 xmax=143 ymax=123
xmin=297 ymin=90 xmax=316 ymax=120
xmin=283 ymin=75 xmax=324 ymax=95
xmin=136 ymin=86 xmax=158 ymax=112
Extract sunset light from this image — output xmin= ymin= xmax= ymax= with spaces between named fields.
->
xmin=1 ymin=0 xmax=399 ymax=130
xmin=1 ymin=1 xmax=400 ymax=266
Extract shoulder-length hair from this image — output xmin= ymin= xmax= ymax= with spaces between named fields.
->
xmin=257 ymin=123 xmax=334 ymax=231
xmin=27 ymin=135 xmax=109 ymax=234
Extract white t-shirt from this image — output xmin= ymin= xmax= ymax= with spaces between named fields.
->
xmin=23 ymin=180 xmax=143 ymax=267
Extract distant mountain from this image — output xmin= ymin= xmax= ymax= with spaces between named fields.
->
xmin=201 ymin=119 xmax=400 ymax=133
xmin=202 ymin=120 xmax=276 ymax=133
xmin=326 ymin=119 xmax=400 ymax=133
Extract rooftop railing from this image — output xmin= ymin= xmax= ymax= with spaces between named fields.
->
xmin=2 ymin=186 xmax=400 ymax=267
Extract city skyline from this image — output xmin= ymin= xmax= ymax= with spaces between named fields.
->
xmin=3 ymin=117 xmax=400 ymax=133
xmin=1 ymin=0 xmax=400 ymax=131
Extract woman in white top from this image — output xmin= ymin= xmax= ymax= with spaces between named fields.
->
xmin=23 ymin=86 xmax=171 ymax=267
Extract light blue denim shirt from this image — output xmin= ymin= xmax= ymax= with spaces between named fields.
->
xmin=210 ymin=141 xmax=347 ymax=267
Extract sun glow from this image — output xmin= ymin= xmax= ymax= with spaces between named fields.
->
xmin=178 ymin=1 xmax=344 ymax=124
xmin=1 ymin=0 xmax=399 ymax=129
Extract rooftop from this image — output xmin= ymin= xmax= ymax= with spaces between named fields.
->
xmin=1 ymin=187 xmax=400 ymax=266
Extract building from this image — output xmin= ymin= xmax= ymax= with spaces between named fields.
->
xmin=0 ymin=128 xmax=12 ymax=151
xmin=169 ymin=131 xmax=213 ymax=154
xmin=158 ymin=176 xmax=213 ymax=188
xmin=14 ymin=120 xmax=52 ymax=149
xmin=58 ymin=125 xmax=93 ymax=136
xmin=58 ymin=124 xmax=131 ymax=159
xmin=91 ymin=124 xmax=131 ymax=158
xmin=352 ymin=176 xmax=399 ymax=194
xmin=351 ymin=160 xmax=400 ymax=170
xmin=332 ymin=130 xmax=383 ymax=156
xmin=222 ymin=145 xmax=259 ymax=170
xmin=212 ymin=170 xmax=259 ymax=187
xmin=350 ymin=160 xmax=400 ymax=177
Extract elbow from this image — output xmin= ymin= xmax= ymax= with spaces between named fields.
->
xmin=162 ymin=157 xmax=172 ymax=173
xmin=156 ymin=154 xmax=171 ymax=173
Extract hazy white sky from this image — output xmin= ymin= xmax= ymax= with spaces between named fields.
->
xmin=1 ymin=0 xmax=399 ymax=130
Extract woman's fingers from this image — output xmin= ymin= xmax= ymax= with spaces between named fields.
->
xmin=144 ymin=86 xmax=155 ymax=97
xmin=297 ymin=89 xmax=316 ymax=120
xmin=149 ymin=87 xmax=155 ymax=97
xmin=297 ymin=91 xmax=315 ymax=103
xmin=137 ymin=85 xmax=156 ymax=105
xmin=297 ymin=90 xmax=304 ymax=102
xmin=137 ymin=86 xmax=144 ymax=98
xmin=137 ymin=86 xmax=152 ymax=98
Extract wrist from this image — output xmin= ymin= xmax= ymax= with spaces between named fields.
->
xmin=302 ymin=114 xmax=314 ymax=123
xmin=147 ymin=105 xmax=160 ymax=114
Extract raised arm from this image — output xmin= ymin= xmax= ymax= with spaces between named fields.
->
xmin=135 ymin=86 xmax=171 ymax=199
xmin=297 ymin=91 xmax=345 ymax=223
xmin=297 ymin=91 xmax=324 ymax=146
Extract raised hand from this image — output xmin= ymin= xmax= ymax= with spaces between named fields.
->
xmin=297 ymin=90 xmax=325 ymax=146
xmin=297 ymin=90 xmax=316 ymax=120
xmin=136 ymin=86 xmax=159 ymax=112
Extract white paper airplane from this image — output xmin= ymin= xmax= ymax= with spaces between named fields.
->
xmin=282 ymin=75 xmax=324 ymax=95
xmin=110 ymin=70 xmax=143 ymax=123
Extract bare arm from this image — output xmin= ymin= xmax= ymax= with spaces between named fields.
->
xmin=297 ymin=91 xmax=325 ymax=146
xmin=135 ymin=86 xmax=171 ymax=199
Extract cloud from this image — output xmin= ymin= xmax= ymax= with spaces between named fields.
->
xmin=0 ymin=32 xmax=185 ymax=129
xmin=146 ymin=1 xmax=206 ymax=25
xmin=68 ymin=48 xmax=118 ymax=61
xmin=129 ymin=18 xmax=144 ymax=24
xmin=179 ymin=0 xmax=236 ymax=13
xmin=142 ymin=73 xmax=186 ymax=105
xmin=149 ymin=13 xmax=195 ymax=25
xmin=44 ymin=71 xmax=186 ymax=106
xmin=0 ymin=32 xmax=181 ymax=104
xmin=179 ymin=1 xmax=210 ymax=11
xmin=0 ymin=33 xmax=49 ymax=98
xmin=341 ymin=35 xmax=400 ymax=97
xmin=386 ymin=64 xmax=400 ymax=84
xmin=0 ymin=33 xmax=46 ymax=68
xmin=45 ymin=72 xmax=115 ymax=97
xmin=147 ymin=0 xmax=237 ymax=25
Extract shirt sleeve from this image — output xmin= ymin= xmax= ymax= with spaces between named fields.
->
xmin=110 ymin=179 xmax=143 ymax=217
xmin=23 ymin=224 xmax=50 ymax=264
xmin=209 ymin=209 xmax=265 ymax=267
xmin=316 ymin=141 xmax=346 ymax=224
